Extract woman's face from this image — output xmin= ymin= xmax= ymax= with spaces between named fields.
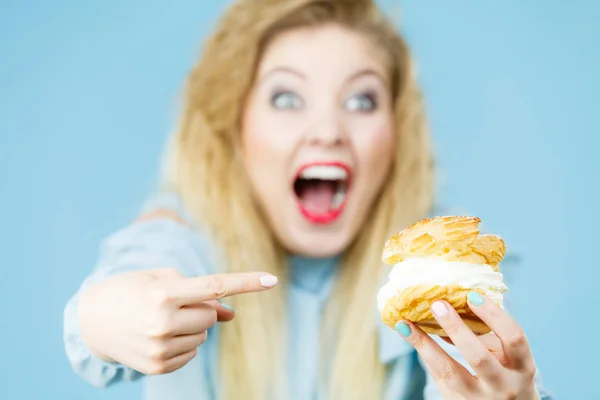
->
xmin=242 ymin=24 xmax=395 ymax=258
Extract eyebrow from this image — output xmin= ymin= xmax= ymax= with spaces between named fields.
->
xmin=346 ymin=68 xmax=388 ymax=87
xmin=259 ymin=67 xmax=306 ymax=84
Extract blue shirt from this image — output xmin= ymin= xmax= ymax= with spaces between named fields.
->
xmin=63 ymin=192 xmax=554 ymax=399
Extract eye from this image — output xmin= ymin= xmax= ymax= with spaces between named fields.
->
xmin=345 ymin=92 xmax=377 ymax=112
xmin=271 ymin=91 xmax=304 ymax=110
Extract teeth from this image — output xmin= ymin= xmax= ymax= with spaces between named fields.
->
xmin=331 ymin=190 xmax=346 ymax=209
xmin=300 ymin=165 xmax=348 ymax=181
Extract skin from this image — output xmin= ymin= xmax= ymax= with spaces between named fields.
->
xmin=242 ymin=24 xmax=395 ymax=258
xmin=79 ymin=25 xmax=540 ymax=398
xmin=79 ymin=269 xmax=278 ymax=375
xmin=397 ymin=294 xmax=541 ymax=399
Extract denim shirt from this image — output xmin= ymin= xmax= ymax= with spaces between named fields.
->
xmin=63 ymin=192 xmax=554 ymax=399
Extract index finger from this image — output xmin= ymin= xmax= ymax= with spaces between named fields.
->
xmin=172 ymin=272 xmax=278 ymax=306
xmin=466 ymin=292 xmax=534 ymax=371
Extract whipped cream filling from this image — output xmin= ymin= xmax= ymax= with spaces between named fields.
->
xmin=377 ymin=257 xmax=508 ymax=312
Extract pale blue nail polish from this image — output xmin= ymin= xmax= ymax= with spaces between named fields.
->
xmin=467 ymin=291 xmax=484 ymax=306
xmin=221 ymin=303 xmax=235 ymax=312
xmin=395 ymin=322 xmax=411 ymax=337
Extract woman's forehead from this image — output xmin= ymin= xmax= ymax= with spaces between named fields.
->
xmin=256 ymin=24 xmax=389 ymax=82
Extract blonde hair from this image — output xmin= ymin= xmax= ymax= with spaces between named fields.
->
xmin=164 ymin=0 xmax=434 ymax=398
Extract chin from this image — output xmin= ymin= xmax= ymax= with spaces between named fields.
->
xmin=286 ymin=239 xmax=348 ymax=258
xmin=279 ymin=224 xmax=354 ymax=258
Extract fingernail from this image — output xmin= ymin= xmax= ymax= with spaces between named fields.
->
xmin=431 ymin=301 xmax=448 ymax=317
xmin=467 ymin=291 xmax=484 ymax=306
xmin=260 ymin=274 xmax=278 ymax=287
xmin=395 ymin=322 xmax=411 ymax=337
xmin=220 ymin=303 xmax=235 ymax=312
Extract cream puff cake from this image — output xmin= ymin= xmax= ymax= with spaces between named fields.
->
xmin=377 ymin=216 xmax=509 ymax=336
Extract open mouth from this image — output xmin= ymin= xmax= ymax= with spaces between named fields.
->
xmin=293 ymin=162 xmax=351 ymax=224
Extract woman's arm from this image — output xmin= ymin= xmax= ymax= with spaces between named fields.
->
xmin=63 ymin=193 xmax=216 ymax=387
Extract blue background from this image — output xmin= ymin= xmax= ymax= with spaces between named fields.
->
xmin=1 ymin=1 xmax=598 ymax=398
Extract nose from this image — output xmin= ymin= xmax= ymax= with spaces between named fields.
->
xmin=304 ymin=108 xmax=347 ymax=147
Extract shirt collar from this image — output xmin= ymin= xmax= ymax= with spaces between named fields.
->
xmin=288 ymin=254 xmax=340 ymax=296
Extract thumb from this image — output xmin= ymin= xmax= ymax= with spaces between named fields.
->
xmin=204 ymin=300 xmax=236 ymax=322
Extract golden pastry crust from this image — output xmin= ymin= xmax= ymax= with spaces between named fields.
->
xmin=379 ymin=216 xmax=508 ymax=336
xmin=381 ymin=285 xmax=493 ymax=336
xmin=382 ymin=216 xmax=506 ymax=271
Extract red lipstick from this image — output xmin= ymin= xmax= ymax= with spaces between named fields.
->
xmin=293 ymin=161 xmax=352 ymax=224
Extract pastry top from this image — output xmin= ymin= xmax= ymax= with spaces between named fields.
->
xmin=382 ymin=216 xmax=506 ymax=271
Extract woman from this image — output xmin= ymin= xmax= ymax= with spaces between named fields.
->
xmin=63 ymin=0 xmax=553 ymax=399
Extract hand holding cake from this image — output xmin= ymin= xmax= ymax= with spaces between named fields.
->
xmin=378 ymin=216 xmax=542 ymax=400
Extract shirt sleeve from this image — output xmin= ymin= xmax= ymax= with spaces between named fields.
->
xmin=62 ymin=191 xmax=216 ymax=387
